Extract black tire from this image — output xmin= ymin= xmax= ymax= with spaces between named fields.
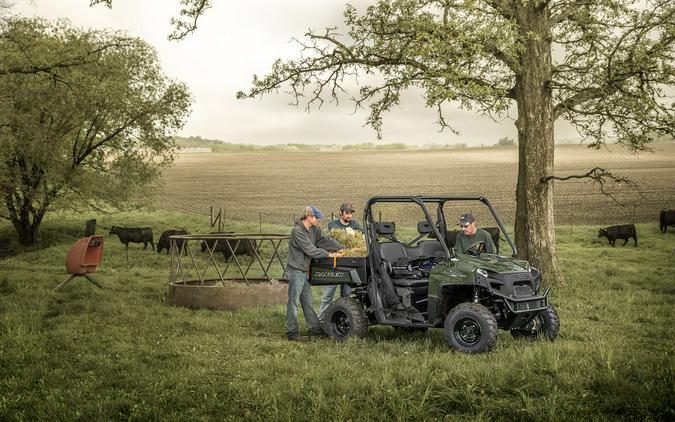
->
xmin=443 ymin=303 xmax=498 ymax=354
xmin=510 ymin=304 xmax=560 ymax=341
xmin=321 ymin=297 xmax=368 ymax=342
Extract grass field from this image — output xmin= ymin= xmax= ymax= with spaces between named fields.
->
xmin=1 ymin=212 xmax=674 ymax=421
xmin=159 ymin=143 xmax=675 ymax=227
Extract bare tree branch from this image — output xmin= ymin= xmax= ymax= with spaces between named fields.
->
xmin=89 ymin=0 xmax=210 ymax=41
xmin=541 ymin=167 xmax=644 ymax=207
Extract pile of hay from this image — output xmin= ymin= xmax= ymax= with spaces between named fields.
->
xmin=330 ymin=228 xmax=367 ymax=257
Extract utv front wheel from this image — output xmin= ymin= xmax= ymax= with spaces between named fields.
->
xmin=444 ymin=303 xmax=498 ymax=354
xmin=321 ymin=297 xmax=368 ymax=341
xmin=510 ymin=304 xmax=560 ymax=341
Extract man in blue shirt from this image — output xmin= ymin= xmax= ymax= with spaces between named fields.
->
xmin=320 ymin=202 xmax=363 ymax=315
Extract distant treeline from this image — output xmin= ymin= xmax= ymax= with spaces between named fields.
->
xmin=174 ymin=136 xmax=475 ymax=152
xmin=174 ymin=135 xmax=672 ymax=153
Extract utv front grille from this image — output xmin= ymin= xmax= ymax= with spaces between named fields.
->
xmin=512 ymin=299 xmax=546 ymax=311
xmin=513 ymin=285 xmax=534 ymax=297
xmin=492 ymin=286 xmax=550 ymax=314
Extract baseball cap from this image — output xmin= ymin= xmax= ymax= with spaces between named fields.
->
xmin=458 ymin=213 xmax=476 ymax=226
xmin=340 ymin=202 xmax=355 ymax=212
xmin=303 ymin=205 xmax=324 ymax=219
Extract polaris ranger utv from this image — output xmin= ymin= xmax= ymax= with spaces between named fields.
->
xmin=309 ymin=196 xmax=560 ymax=354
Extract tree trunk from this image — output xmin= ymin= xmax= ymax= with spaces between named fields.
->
xmin=513 ymin=4 xmax=564 ymax=285
xmin=5 ymin=193 xmax=46 ymax=246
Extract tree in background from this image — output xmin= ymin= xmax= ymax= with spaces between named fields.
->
xmin=496 ymin=137 xmax=516 ymax=147
xmin=0 ymin=18 xmax=192 ymax=245
xmin=234 ymin=0 xmax=674 ymax=284
xmin=90 ymin=0 xmax=210 ymax=41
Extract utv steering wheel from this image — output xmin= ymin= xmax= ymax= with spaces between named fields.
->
xmin=464 ymin=241 xmax=486 ymax=256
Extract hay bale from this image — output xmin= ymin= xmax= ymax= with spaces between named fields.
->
xmin=330 ymin=228 xmax=367 ymax=257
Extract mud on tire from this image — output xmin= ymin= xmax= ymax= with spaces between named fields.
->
xmin=321 ymin=297 xmax=369 ymax=341
xmin=444 ymin=302 xmax=498 ymax=354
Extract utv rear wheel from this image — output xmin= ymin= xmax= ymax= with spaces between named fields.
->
xmin=510 ymin=304 xmax=560 ymax=341
xmin=444 ymin=303 xmax=498 ymax=354
xmin=321 ymin=297 xmax=368 ymax=342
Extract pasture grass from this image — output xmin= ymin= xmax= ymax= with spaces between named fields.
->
xmin=1 ymin=212 xmax=674 ymax=421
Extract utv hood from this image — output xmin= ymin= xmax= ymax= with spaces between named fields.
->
xmin=455 ymin=253 xmax=531 ymax=274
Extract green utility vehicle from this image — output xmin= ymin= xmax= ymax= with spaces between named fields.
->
xmin=310 ymin=196 xmax=560 ymax=353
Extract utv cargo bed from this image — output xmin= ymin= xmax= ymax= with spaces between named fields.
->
xmin=309 ymin=256 xmax=368 ymax=286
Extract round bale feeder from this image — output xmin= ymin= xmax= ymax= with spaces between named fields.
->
xmin=167 ymin=233 xmax=289 ymax=310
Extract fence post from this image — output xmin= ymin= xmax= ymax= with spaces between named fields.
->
xmin=220 ymin=206 xmax=225 ymax=232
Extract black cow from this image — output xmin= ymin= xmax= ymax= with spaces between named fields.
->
xmin=444 ymin=226 xmax=501 ymax=254
xmin=84 ymin=219 xmax=97 ymax=237
xmin=109 ymin=226 xmax=155 ymax=251
xmin=200 ymin=232 xmax=257 ymax=259
xmin=660 ymin=209 xmax=675 ymax=233
xmin=157 ymin=229 xmax=188 ymax=254
xmin=598 ymin=224 xmax=637 ymax=247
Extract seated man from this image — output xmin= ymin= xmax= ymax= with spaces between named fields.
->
xmin=454 ymin=213 xmax=496 ymax=255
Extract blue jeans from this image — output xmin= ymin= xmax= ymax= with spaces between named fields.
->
xmin=285 ymin=268 xmax=322 ymax=338
xmin=319 ymin=284 xmax=352 ymax=316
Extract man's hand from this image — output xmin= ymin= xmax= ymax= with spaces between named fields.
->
xmin=328 ymin=252 xmax=343 ymax=257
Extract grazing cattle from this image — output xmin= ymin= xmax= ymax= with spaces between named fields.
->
xmin=200 ymin=232 xmax=257 ymax=259
xmin=444 ymin=226 xmax=501 ymax=254
xmin=660 ymin=209 xmax=675 ymax=233
xmin=84 ymin=219 xmax=97 ymax=237
xmin=598 ymin=224 xmax=637 ymax=247
xmin=109 ymin=226 xmax=155 ymax=251
xmin=157 ymin=229 xmax=188 ymax=254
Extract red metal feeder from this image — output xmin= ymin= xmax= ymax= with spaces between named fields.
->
xmin=53 ymin=235 xmax=104 ymax=292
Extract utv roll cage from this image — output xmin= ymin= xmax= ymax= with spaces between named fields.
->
xmin=362 ymin=195 xmax=517 ymax=258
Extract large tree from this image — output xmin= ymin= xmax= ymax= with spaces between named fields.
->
xmin=233 ymin=0 xmax=674 ymax=284
xmin=0 ymin=18 xmax=191 ymax=245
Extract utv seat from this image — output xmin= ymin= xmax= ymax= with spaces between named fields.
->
xmin=380 ymin=242 xmax=408 ymax=263
xmin=406 ymin=240 xmax=445 ymax=259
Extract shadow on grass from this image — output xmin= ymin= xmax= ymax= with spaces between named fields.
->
xmin=0 ymin=220 xmax=85 ymax=258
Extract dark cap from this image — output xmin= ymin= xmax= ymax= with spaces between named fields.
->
xmin=458 ymin=213 xmax=476 ymax=226
xmin=340 ymin=202 xmax=355 ymax=213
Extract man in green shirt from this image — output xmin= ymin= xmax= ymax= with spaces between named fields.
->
xmin=453 ymin=213 xmax=496 ymax=255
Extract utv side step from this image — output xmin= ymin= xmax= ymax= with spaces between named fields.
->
xmin=383 ymin=306 xmax=427 ymax=323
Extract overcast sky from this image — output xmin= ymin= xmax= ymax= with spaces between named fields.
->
xmin=14 ymin=0 xmax=578 ymax=146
